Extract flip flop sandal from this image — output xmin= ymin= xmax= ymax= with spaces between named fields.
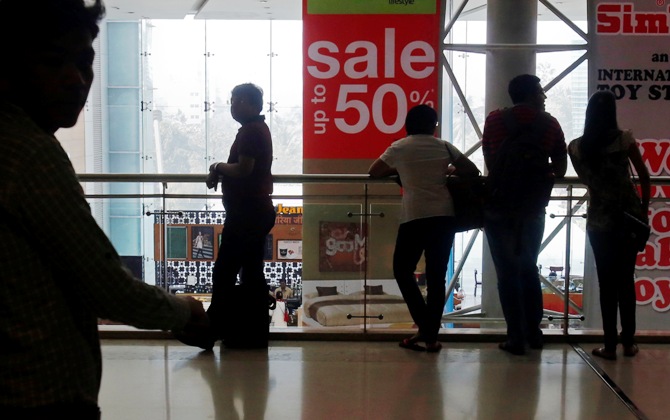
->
xmin=399 ymin=338 xmax=426 ymax=352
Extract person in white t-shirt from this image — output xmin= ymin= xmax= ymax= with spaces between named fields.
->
xmin=368 ymin=104 xmax=478 ymax=352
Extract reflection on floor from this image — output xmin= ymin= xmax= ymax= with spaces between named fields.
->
xmin=98 ymin=340 xmax=669 ymax=420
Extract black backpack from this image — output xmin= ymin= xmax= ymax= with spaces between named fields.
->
xmin=487 ymin=109 xmax=554 ymax=216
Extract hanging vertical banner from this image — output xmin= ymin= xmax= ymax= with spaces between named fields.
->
xmin=590 ymin=1 xmax=670 ymax=319
xmin=303 ymin=0 xmax=441 ymax=159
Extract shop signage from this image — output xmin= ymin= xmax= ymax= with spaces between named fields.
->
xmin=303 ymin=0 xmax=441 ymax=159
xmin=592 ymin=0 xmax=670 ymax=313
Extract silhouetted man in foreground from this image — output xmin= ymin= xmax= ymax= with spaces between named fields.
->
xmin=0 ymin=1 xmax=208 ymax=418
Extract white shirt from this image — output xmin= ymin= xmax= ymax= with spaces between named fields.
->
xmin=380 ymin=134 xmax=463 ymax=223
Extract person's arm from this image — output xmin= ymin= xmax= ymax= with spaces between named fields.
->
xmin=549 ymin=118 xmax=568 ymax=178
xmin=368 ymin=158 xmax=402 ymax=186
xmin=629 ymin=142 xmax=651 ymax=211
xmin=211 ymin=154 xmax=255 ymax=178
xmin=21 ymin=144 xmax=196 ymax=332
xmin=550 ymin=154 xmax=568 ymax=179
xmin=206 ymin=155 xmax=255 ymax=190
xmin=368 ymin=158 xmax=397 ymax=178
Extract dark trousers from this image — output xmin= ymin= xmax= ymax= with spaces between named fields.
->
xmin=3 ymin=403 xmax=101 ymax=420
xmin=588 ymin=229 xmax=638 ymax=350
xmin=393 ymin=216 xmax=455 ymax=343
xmin=485 ymin=211 xmax=545 ymax=347
xmin=208 ymin=200 xmax=276 ymax=335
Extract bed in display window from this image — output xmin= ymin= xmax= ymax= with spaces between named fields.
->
xmin=301 ymin=285 xmax=412 ymax=327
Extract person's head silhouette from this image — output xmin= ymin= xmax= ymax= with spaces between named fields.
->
xmin=0 ymin=0 xmax=105 ymax=134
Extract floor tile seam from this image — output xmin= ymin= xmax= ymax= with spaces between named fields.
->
xmin=570 ymin=344 xmax=649 ymax=420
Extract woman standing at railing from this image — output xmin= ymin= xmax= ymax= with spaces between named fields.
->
xmin=568 ymin=90 xmax=650 ymax=360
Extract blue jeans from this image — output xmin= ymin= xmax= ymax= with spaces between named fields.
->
xmin=485 ymin=211 xmax=545 ymax=347
xmin=393 ymin=216 xmax=455 ymax=343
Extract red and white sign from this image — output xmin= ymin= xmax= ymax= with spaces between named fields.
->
xmin=303 ymin=1 xmax=441 ymax=160
xmin=591 ymin=1 xmax=670 ymax=317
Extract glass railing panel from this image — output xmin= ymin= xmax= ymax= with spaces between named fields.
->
xmin=300 ymin=193 xmax=366 ymax=332
xmin=365 ymin=201 xmax=410 ymax=331
xmin=540 ymin=185 xmax=588 ymax=332
xmin=446 ymin=229 xmax=486 ymax=328
xmin=84 ymin=174 xmax=670 ymax=339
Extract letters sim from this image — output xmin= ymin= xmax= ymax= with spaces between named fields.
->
xmin=597 ymin=3 xmax=670 ymax=35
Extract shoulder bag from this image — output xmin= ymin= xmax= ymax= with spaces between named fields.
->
xmin=444 ymin=143 xmax=487 ymax=232
xmin=623 ymin=158 xmax=651 ymax=252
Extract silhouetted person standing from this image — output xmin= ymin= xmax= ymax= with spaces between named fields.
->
xmin=0 ymin=1 xmax=208 ymax=418
xmin=369 ymin=105 xmax=478 ymax=352
xmin=569 ymin=90 xmax=650 ymax=360
xmin=204 ymin=83 xmax=275 ymax=349
xmin=482 ymin=74 xmax=567 ymax=355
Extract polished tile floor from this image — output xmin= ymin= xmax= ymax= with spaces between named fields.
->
xmin=97 ymin=339 xmax=670 ymax=420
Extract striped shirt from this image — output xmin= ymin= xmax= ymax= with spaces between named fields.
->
xmin=482 ymin=104 xmax=567 ymax=170
xmin=0 ymin=102 xmax=191 ymax=407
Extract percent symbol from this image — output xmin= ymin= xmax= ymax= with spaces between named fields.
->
xmin=409 ymin=90 xmax=434 ymax=107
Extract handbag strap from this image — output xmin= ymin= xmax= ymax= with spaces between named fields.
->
xmin=627 ymin=150 xmax=646 ymax=210
xmin=626 ymin=146 xmax=648 ymax=220
xmin=628 ymin=158 xmax=640 ymax=198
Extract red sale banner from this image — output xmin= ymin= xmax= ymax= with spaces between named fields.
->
xmin=303 ymin=0 xmax=441 ymax=159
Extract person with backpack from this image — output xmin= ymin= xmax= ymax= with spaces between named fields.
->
xmin=568 ymin=90 xmax=650 ymax=360
xmin=482 ymin=74 xmax=568 ymax=355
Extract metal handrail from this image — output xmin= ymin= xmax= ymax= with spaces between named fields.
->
xmin=82 ymin=173 xmax=669 ymax=330
xmin=77 ymin=173 xmax=670 ymax=186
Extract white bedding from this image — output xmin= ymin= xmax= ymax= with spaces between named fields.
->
xmin=303 ymin=293 xmax=412 ymax=327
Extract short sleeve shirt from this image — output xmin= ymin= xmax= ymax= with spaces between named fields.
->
xmin=482 ymin=105 xmax=567 ymax=170
xmin=222 ymin=115 xmax=273 ymax=205
xmin=380 ymin=134 xmax=463 ymax=223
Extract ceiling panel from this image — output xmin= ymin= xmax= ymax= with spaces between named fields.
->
xmin=102 ymin=0 xmax=301 ymax=20
xmin=101 ymin=1 xmax=585 ymax=21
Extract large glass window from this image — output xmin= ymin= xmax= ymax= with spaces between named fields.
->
xmin=83 ymin=5 xmax=652 ymax=335
xmin=101 ymin=19 xmax=304 ymax=294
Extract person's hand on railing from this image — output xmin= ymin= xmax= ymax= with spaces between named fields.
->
xmin=206 ymin=164 xmax=219 ymax=191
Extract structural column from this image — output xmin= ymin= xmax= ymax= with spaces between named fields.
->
xmin=481 ymin=0 xmax=538 ymax=319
